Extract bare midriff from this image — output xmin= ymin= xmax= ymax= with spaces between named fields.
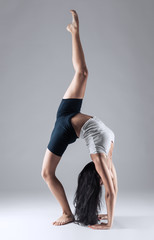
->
xmin=71 ymin=112 xmax=93 ymax=138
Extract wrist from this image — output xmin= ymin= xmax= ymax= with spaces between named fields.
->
xmin=107 ymin=217 xmax=113 ymax=228
xmin=106 ymin=222 xmax=112 ymax=228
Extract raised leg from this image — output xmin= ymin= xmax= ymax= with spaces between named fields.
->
xmin=63 ymin=10 xmax=88 ymax=99
xmin=41 ymin=149 xmax=74 ymax=225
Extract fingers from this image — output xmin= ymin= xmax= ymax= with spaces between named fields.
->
xmin=98 ymin=214 xmax=108 ymax=220
xmin=88 ymin=223 xmax=110 ymax=230
xmin=98 ymin=216 xmax=108 ymax=220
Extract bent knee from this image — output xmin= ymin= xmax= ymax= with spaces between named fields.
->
xmin=83 ymin=67 xmax=88 ymax=77
xmin=41 ymin=169 xmax=55 ymax=181
xmin=77 ymin=67 xmax=88 ymax=79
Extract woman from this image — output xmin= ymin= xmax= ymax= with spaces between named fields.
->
xmin=41 ymin=10 xmax=118 ymax=230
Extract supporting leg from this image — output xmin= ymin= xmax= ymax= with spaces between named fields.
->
xmin=41 ymin=149 xmax=74 ymax=225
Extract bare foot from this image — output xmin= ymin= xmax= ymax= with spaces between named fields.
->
xmin=52 ymin=213 xmax=75 ymax=226
xmin=66 ymin=9 xmax=79 ymax=33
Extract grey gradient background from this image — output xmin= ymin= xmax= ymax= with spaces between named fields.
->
xmin=1 ymin=1 xmax=154 ymax=239
xmin=1 ymin=0 xmax=154 ymax=197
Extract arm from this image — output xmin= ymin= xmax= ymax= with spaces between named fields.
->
xmin=93 ymin=156 xmax=116 ymax=228
xmin=111 ymin=161 xmax=118 ymax=195
xmin=105 ymin=188 xmax=116 ymax=227
xmin=97 ymin=163 xmax=118 ymax=222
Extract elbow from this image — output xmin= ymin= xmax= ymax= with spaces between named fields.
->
xmin=105 ymin=191 xmax=116 ymax=199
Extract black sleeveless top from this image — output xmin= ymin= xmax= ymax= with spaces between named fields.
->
xmin=47 ymin=98 xmax=83 ymax=156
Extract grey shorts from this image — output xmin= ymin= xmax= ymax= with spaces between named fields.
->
xmin=79 ymin=116 xmax=115 ymax=155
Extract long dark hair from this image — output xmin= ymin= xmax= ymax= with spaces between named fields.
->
xmin=73 ymin=161 xmax=103 ymax=226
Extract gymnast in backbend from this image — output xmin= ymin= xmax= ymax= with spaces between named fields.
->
xmin=41 ymin=10 xmax=118 ymax=230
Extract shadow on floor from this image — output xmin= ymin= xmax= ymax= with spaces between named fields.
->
xmin=112 ymin=215 xmax=154 ymax=229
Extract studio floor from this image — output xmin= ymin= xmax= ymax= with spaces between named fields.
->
xmin=0 ymin=190 xmax=154 ymax=240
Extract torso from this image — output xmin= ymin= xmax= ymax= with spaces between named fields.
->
xmin=71 ymin=113 xmax=114 ymax=180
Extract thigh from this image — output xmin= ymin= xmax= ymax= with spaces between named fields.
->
xmin=42 ymin=148 xmax=62 ymax=175
xmin=63 ymin=72 xmax=88 ymax=99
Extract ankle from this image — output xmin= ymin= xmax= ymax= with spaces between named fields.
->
xmin=63 ymin=210 xmax=73 ymax=216
xmin=71 ymin=28 xmax=79 ymax=35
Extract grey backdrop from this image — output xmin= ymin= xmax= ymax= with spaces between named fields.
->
xmin=0 ymin=0 xmax=154 ymax=195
